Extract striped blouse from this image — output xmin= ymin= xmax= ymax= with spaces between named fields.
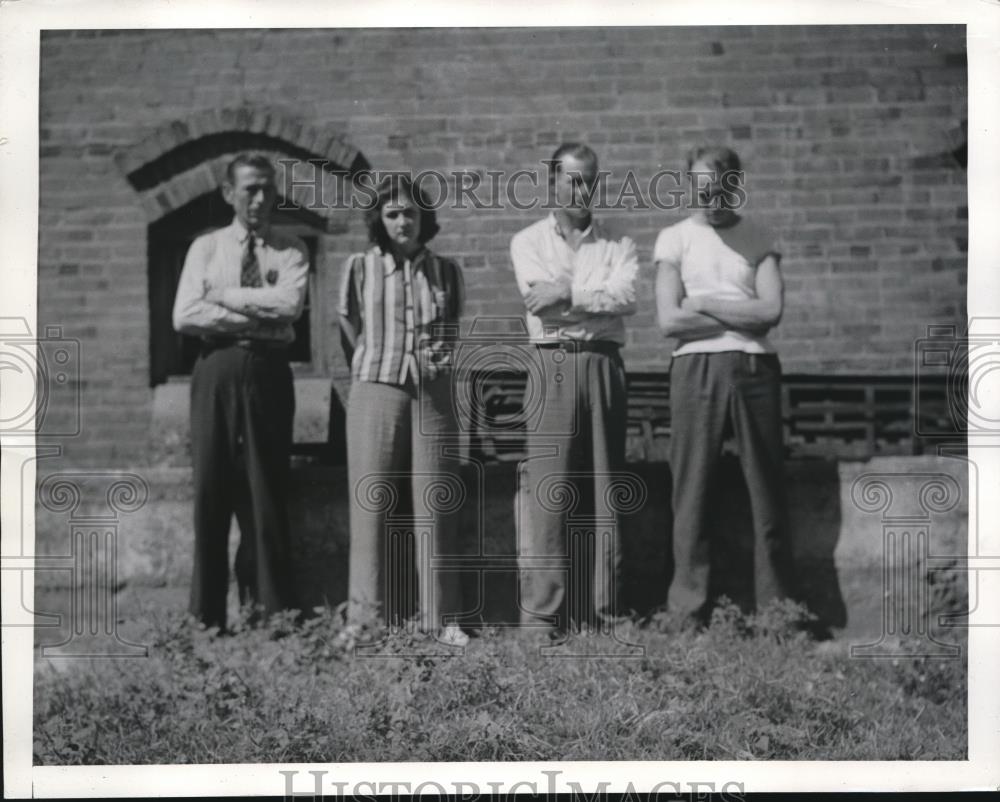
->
xmin=338 ymin=246 xmax=464 ymax=385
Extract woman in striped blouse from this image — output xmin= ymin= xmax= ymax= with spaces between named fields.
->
xmin=338 ymin=174 xmax=468 ymax=647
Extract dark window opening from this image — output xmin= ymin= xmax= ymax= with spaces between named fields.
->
xmin=148 ymin=188 xmax=323 ymax=386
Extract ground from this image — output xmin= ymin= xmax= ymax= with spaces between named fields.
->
xmin=32 ymin=584 xmax=966 ymax=763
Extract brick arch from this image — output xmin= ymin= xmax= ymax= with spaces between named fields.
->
xmin=115 ymin=106 xmax=370 ymax=228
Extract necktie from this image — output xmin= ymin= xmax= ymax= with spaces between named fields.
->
xmin=240 ymin=235 xmax=262 ymax=288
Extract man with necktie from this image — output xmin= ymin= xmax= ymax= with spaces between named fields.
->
xmin=173 ymin=152 xmax=309 ymax=631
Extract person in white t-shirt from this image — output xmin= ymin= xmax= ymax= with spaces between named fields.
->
xmin=654 ymin=145 xmax=797 ymax=631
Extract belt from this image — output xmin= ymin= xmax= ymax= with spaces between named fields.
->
xmin=200 ymin=336 xmax=288 ymax=355
xmin=535 ymin=340 xmax=621 ymax=357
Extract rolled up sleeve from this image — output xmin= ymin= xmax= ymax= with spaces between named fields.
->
xmin=510 ymin=228 xmax=550 ymax=297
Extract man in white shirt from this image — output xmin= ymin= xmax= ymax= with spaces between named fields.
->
xmin=654 ymin=145 xmax=796 ymax=631
xmin=510 ymin=143 xmax=639 ymax=637
xmin=173 ymin=152 xmax=309 ymax=631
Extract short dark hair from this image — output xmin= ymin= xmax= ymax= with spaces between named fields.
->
xmin=549 ymin=142 xmax=599 ymax=185
xmin=685 ymin=145 xmax=741 ymax=175
xmin=364 ymin=174 xmax=441 ymax=250
xmin=225 ymin=152 xmax=276 ymax=184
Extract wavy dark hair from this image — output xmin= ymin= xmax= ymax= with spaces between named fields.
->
xmin=685 ymin=145 xmax=741 ymax=175
xmin=365 ymin=174 xmax=441 ymax=250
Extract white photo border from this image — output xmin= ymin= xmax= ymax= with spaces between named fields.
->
xmin=2 ymin=0 xmax=998 ymax=796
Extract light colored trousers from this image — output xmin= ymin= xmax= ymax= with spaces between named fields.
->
xmin=346 ymin=378 xmax=463 ymax=632
xmin=518 ymin=344 xmax=627 ymax=632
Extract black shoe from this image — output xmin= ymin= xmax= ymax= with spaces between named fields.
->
xmin=293 ymin=606 xmax=319 ymax=626
xmin=681 ymin=612 xmax=710 ymax=635
xmin=796 ymin=619 xmax=834 ymax=642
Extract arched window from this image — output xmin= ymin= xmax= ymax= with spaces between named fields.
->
xmin=118 ymin=111 xmax=370 ymax=463
xmin=117 ymin=109 xmax=371 ymax=389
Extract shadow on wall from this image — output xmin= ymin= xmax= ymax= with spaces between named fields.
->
xmin=32 ymin=455 xmax=971 ymax=640
xmin=695 ymin=456 xmax=847 ymax=628
xmin=287 ymin=459 xmax=847 ymax=629
xmin=782 ymin=458 xmax=848 ymax=628
xmin=540 ymin=458 xmax=847 ymax=628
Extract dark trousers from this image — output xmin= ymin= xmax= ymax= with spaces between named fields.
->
xmin=189 ymin=344 xmax=296 ymax=629
xmin=668 ymin=351 xmax=793 ymax=622
xmin=519 ymin=344 xmax=627 ymax=631
xmin=345 ymin=378 xmax=463 ymax=632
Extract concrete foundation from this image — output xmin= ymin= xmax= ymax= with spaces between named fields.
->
xmin=31 ymin=455 xmax=969 ymax=635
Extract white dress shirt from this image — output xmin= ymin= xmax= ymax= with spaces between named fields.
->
xmin=172 ymin=218 xmax=309 ymax=342
xmin=509 ymin=213 xmax=638 ymax=344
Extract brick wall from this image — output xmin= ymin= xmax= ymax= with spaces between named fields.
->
xmin=38 ymin=25 xmax=967 ymax=466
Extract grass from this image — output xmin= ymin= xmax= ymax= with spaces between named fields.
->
xmin=33 ymin=596 xmax=966 ymax=764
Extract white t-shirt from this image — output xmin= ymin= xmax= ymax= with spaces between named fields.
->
xmin=653 ymin=216 xmax=779 ymax=356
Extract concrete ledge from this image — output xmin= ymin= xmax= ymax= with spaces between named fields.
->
xmin=150 ymin=377 xmax=335 ymax=466
xmin=33 ymin=456 xmax=969 ymax=630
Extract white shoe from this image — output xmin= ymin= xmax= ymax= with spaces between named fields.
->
xmin=437 ymin=624 xmax=470 ymax=647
